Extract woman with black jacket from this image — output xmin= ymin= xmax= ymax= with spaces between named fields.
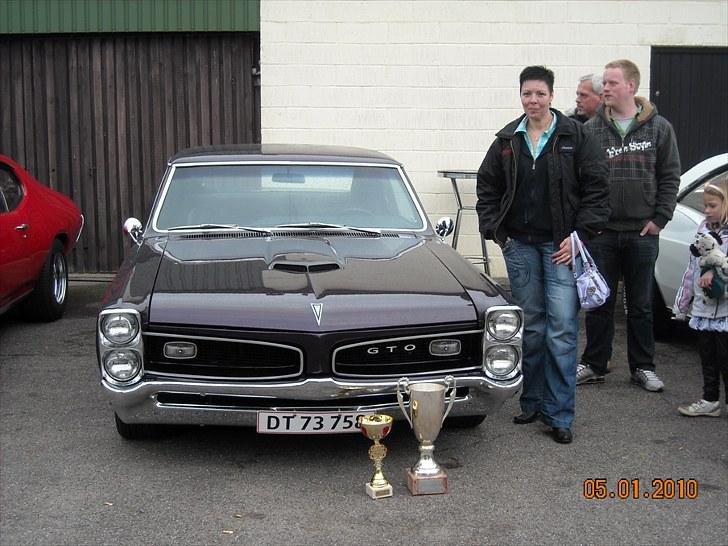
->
xmin=476 ymin=65 xmax=609 ymax=444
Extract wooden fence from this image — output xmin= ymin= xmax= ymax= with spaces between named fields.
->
xmin=0 ymin=32 xmax=260 ymax=272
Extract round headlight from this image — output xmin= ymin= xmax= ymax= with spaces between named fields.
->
xmin=487 ymin=310 xmax=521 ymax=341
xmin=484 ymin=345 xmax=518 ymax=376
xmin=103 ymin=350 xmax=141 ymax=381
xmin=101 ymin=313 xmax=139 ymax=345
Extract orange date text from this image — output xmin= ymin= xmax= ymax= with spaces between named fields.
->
xmin=582 ymin=478 xmax=698 ymax=500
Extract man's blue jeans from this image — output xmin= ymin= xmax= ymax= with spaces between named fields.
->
xmin=580 ymin=230 xmax=660 ymax=374
xmin=502 ymin=239 xmax=579 ymax=429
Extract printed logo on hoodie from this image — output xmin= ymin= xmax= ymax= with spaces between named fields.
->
xmin=605 ymin=140 xmax=653 ymax=159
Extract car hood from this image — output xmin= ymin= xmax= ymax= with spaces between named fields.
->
xmin=149 ymin=235 xmax=478 ymax=331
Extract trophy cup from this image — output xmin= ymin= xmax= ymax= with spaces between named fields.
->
xmin=397 ymin=375 xmax=456 ymax=495
xmin=358 ymin=414 xmax=394 ymax=499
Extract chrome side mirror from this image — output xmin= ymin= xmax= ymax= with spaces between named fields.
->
xmin=123 ymin=217 xmax=143 ymax=245
xmin=435 ymin=217 xmax=454 ymax=238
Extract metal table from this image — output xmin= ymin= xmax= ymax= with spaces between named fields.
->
xmin=437 ymin=169 xmax=489 ymax=274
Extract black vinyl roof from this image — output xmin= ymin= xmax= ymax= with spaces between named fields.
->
xmin=169 ymin=144 xmax=401 ymax=165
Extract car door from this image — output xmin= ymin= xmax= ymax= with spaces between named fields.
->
xmin=0 ymin=163 xmax=33 ymax=306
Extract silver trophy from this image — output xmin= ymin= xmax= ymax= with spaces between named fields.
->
xmin=396 ymin=375 xmax=456 ymax=495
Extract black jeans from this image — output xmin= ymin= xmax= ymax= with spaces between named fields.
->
xmin=581 ymin=230 xmax=660 ymax=374
xmin=697 ymin=331 xmax=728 ymax=403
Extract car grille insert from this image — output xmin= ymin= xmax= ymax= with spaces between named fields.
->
xmin=144 ymin=334 xmax=303 ymax=380
xmin=333 ymin=331 xmax=482 ymax=378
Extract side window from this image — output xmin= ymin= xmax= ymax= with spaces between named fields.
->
xmin=680 ymin=170 xmax=728 ymax=213
xmin=0 ymin=167 xmax=24 ymax=212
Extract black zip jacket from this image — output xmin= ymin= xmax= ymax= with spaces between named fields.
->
xmin=476 ymin=109 xmax=610 ymax=247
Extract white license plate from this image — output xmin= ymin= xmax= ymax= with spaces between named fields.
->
xmin=256 ymin=411 xmax=374 ymax=434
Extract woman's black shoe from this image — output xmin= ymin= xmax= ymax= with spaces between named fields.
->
xmin=513 ymin=410 xmax=541 ymax=424
xmin=552 ymin=427 xmax=573 ymax=444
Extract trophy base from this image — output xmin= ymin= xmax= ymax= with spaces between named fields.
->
xmin=365 ymin=482 xmax=393 ymax=499
xmin=406 ymin=468 xmax=448 ymax=495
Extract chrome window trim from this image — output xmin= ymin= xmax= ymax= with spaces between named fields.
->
xmin=149 ymin=161 xmax=428 ymax=234
xmin=332 ymin=329 xmax=482 ymax=378
xmin=144 ymin=332 xmax=304 ymax=381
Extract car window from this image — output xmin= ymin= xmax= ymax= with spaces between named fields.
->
xmin=680 ymin=170 xmax=728 ymax=213
xmin=0 ymin=166 xmax=24 ymax=213
xmin=154 ymin=164 xmax=425 ymax=230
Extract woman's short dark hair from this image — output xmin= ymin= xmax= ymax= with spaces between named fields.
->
xmin=519 ymin=66 xmax=555 ymax=93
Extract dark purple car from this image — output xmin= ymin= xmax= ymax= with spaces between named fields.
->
xmin=97 ymin=145 xmax=522 ymax=439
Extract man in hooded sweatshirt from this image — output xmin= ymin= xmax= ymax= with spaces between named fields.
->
xmin=577 ymin=59 xmax=681 ymax=393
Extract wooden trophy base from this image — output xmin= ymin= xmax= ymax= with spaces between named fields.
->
xmin=365 ymin=482 xmax=393 ymax=499
xmin=406 ymin=467 xmax=448 ymax=495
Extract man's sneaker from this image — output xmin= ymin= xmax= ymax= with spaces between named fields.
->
xmin=630 ymin=368 xmax=664 ymax=392
xmin=678 ymin=399 xmax=721 ymax=417
xmin=576 ymin=363 xmax=605 ymax=385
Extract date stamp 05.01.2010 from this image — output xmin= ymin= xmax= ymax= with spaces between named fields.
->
xmin=582 ymin=478 xmax=698 ymax=500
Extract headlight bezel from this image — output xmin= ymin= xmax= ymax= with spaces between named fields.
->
xmin=482 ymin=305 xmax=523 ymax=381
xmin=102 ymin=349 xmax=142 ymax=382
xmin=486 ymin=307 xmax=522 ymax=342
xmin=97 ymin=308 xmax=144 ymax=385
xmin=100 ymin=312 xmax=140 ymax=345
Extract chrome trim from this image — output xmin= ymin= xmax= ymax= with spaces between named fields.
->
xmin=149 ymin=161 xmax=429 ymax=234
xmin=144 ymin=332 xmax=304 ymax=380
xmin=482 ymin=305 xmax=523 ymax=381
xmin=332 ymin=329 xmax=482 ymax=378
xmin=97 ymin=309 xmax=144 ymax=386
xmin=75 ymin=214 xmax=85 ymax=244
xmin=103 ymin=374 xmax=522 ymax=427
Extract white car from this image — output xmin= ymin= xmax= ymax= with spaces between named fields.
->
xmin=654 ymin=153 xmax=728 ymax=335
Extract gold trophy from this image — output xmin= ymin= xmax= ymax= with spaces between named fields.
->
xmin=358 ymin=414 xmax=394 ymax=499
xmin=397 ymin=376 xmax=456 ymax=495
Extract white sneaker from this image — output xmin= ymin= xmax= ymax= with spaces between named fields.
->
xmin=678 ymin=399 xmax=721 ymax=417
xmin=630 ymin=368 xmax=664 ymax=392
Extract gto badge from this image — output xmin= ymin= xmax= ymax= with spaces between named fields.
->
xmin=310 ymin=303 xmax=323 ymax=326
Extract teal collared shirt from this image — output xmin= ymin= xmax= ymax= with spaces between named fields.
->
xmin=515 ymin=111 xmax=558 ymax=159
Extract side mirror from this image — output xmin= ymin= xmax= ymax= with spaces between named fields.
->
xmin=435 ymin=217 xmax=454 ymax=238
xmin=123 ymin=217 xmax=143 ymax=245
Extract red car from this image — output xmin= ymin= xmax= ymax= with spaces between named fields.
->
xmin=0 ymin=155 xmax=83 ymax=321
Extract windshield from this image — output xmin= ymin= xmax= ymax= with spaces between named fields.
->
xmin=154 ymin=164 xmax=425 ymax=231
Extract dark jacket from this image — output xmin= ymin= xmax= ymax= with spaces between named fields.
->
xmin=476 ymin=109 xmax=610 ymax=247
xmin=585 ymin=97 xmax=681 ymax=231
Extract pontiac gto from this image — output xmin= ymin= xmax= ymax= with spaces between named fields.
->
xmin=97 ymin=145 xmax=523 ymax=438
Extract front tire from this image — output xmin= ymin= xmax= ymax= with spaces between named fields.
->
xmin=22 ymin=239 xmax=68 ymax=322
xmin=445 ymin=415 xmax=486 ymax=428
xmin=114 ymin=413 xmax=161 ymax=440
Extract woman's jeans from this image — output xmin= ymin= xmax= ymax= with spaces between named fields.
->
xmin=503 ymin=239 xmax=579 ymax=428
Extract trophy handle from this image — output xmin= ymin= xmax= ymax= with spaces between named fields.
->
xmin=396 ymin=377 xmax=413 ymax=429
xmin=441 ymin=375 xmax=456 ymax=424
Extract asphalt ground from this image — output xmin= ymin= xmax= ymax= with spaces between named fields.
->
xmin=1 ymin=281 xmax=726 ymax=546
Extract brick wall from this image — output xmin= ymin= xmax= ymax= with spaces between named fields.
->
xmin=260 ymin=0 xmax=728 ymax=276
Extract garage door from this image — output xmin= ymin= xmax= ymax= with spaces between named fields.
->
xmin=0 ymin=33 xmax=260 ymax=272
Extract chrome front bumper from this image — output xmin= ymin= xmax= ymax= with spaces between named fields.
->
xmin=103 ymin=374 xmax=522 ymax=427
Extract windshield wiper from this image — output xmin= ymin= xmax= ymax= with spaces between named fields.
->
xmin=274 ymin=222 xmax=381 ymax=235
xmin=168 ymin=224 xmax=271 ymax=235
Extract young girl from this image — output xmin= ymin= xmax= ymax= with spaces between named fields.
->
xmin=674 ymin=178 xmax=728 ymax=417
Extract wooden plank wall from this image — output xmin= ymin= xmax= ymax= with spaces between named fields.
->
xmin=0 ymin=32 xmax=261 ymax=272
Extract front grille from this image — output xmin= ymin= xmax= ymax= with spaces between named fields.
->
xmin=144 ymin=333 xmax=303 ymax=380
xmin=333 ymin=331 xmax=482 ymax=378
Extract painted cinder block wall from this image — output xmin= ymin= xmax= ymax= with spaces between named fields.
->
xmin=260 ymin=0 xmax=728 ymax=277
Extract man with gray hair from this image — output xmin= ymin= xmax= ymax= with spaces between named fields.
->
xmin=569 ymin=73 xmax=603 ymax=123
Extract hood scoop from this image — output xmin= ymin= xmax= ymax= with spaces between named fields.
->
xmin=272 ymin=262 xmax=341 ymax=273
xmin=270 ymin=252 xmax=342 ymax=273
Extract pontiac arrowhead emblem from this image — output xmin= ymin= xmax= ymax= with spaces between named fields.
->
xmin=310 ymin=303 xmax=323 ymax=326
